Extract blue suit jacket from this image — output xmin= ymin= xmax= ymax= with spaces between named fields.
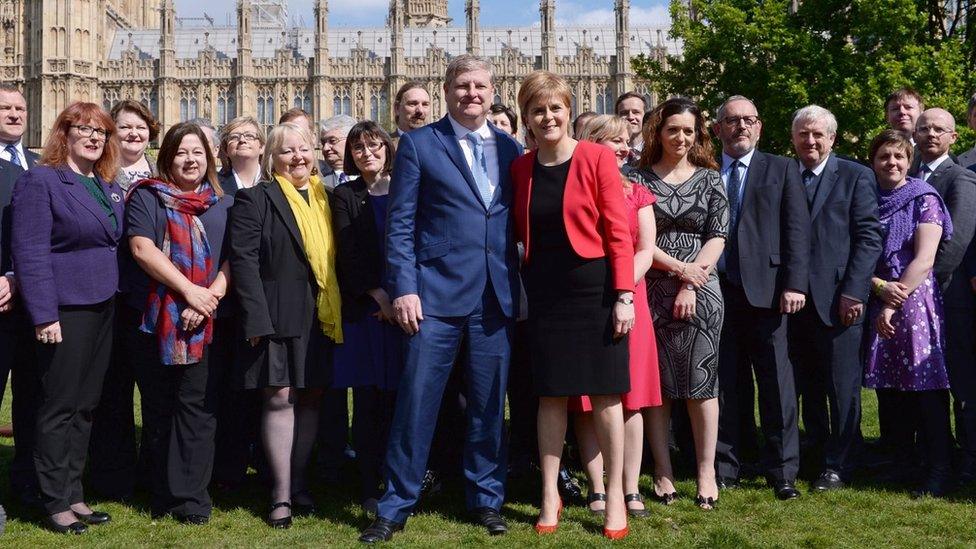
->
xmin=385 ymin=116 xmax=522 ymax=318
xmin=803 ymin=154 xmax=882 ymax=326
xmin=11 ymin=165 xmax=124 ymax=326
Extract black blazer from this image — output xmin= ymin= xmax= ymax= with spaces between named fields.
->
xmin=730 ymin=149 xmax=811 ymax=309
xmin=330 ymin=179 xmax=384 ymax=321
xmin=911 ymin=158 xmax=976 ymax=304
xmin=217 ymin=169 xmax=240 ymax=196
xmin=0 ymin=151 xmax=38 ymax=273
xmin=229 ymin=181 xmax=316 ymax=339
xmin=802 ymin=154 xmax=882 ymax=326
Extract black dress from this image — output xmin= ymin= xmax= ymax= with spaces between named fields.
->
xmin=523 ymin=158 xmax=630 ymax=397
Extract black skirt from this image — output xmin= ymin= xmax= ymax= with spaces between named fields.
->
xmin=241 ymin=309 xmax=333 ymax=390
xmin=523 ymin=157 xmax=629 ymax=397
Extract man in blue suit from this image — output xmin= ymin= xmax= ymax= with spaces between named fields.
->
xmin=787 ymin=105 xmax=882 ymax=491
xmin=0 ymin=82 xmax=41 ymax=506
xmin=359 ymin=55 xmax=521 ymax=543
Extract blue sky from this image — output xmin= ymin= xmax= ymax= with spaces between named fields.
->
xmin=173 ymin=0 xmax=671 ymax=28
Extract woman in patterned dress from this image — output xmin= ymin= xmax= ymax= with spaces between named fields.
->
xmin=629 ymin=97 xmax=729 ymax=509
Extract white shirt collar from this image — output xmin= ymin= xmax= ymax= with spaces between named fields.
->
xmin=448 ymin=114 xmax=492 ymax=141
xmin=922 ymin=152 xmax=951 ymax=173
xmin=722 ymin=147 xmax=756 ymax=170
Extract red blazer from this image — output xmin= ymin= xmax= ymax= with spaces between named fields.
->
xmin=512 ymin=140 xmax=635 ymax=291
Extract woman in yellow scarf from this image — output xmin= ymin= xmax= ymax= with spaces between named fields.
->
xmin=228 ymin=122 xmax=341 ymax=529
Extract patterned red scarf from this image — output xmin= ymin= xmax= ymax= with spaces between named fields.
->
xmin=133 ymin=178 xmax=219 ymax=365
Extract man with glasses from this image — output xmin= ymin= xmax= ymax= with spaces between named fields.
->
xmin=910 ymin=108 xmax=976 ymax=489
xmin=712 ymin=95 xmax=810 ymax=501
xmin=318 ymin=114 xmax=357 ymax=194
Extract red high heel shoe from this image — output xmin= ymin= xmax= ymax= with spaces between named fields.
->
xmin=603 ymin=522 xmax=629 ymax=540
xmin=534 ymin=501 xmax=563 ymax=534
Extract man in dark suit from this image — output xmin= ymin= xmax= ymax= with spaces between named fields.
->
xmin=713 ymin=95 xmax=811 ymax=500
xmin=359 ymin=55 xmax=521 ymax=543
xmin=787 ymin=105 xmax=882 ymax=490
xmin=317 ymin=114 xmax=357 ymax=193
xmin=0 ymin=82 xmax=41 ymax=505
xmin=911 ymin=108 xmax=976 ymax=486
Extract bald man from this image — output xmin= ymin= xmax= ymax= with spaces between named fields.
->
xmin=910 ymin=108 xmax=976 ymax=492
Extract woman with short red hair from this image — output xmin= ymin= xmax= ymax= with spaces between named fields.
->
xmin=11 ymin=102 xmax=124 ymax=534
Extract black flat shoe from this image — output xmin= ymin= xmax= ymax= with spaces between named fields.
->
xmin=625 ymin=493 xmax=650 ymax=517
xmin=695 ymin=495 xmax=718 ymax=510
xmin=470 ymin=507 xmax=508 ymax=536
xmin=359 ymin=517 xmax=405 ymax=543
xmin=586 ymin=492 xmax=607 ymax=516
xmin=74 ymin=510 xmax=112 ymax=525
xmin=176 ymin=513 xmax=210 ymax=525
xmin=267 ymin=502 xmax=292 ymax=529
xmin=44 ymin=516 xmax=87 ymax=534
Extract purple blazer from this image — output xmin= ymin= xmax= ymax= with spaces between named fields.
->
xmin=11 ymin=165 xmax=124 ymax=326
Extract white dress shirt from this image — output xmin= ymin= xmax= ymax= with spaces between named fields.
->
xmin=0 ymin=140 xmax=27 ymax=168
xmin=447 ymin=115 xmax=499 ymax=199
xmin=721 ymin=147 xmax=757 ymax=207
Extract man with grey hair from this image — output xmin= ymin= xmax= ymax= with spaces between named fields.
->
xmin=788 ymin=104 xmax=882 ymax=491
xmin=360 ymin=54 xmax=522 ymax=543
xmin=318 ymin=114 xmax=357 ymax=193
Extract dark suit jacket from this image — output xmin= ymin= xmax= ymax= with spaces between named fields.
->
xmin=0 ymin=151 xmax=38 ymax=273
xmin=217 ymin=169 xmax=240 ymax=196
xmin=11 ymin=165 xmax=125 ymax=326
xmin=911 ymin=157 xmax=976 ymax=305
xmin=331 ymin=179 xmax=384 ymax=321
xmin=801 ymin=154 xmax=882 ymax=326
xmin=228 ymin=181 xmax=316 ymax=339
xmin=729 ymin=149 xmax=811 ymax=309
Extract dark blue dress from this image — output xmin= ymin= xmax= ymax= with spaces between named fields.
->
xmin=331 ymin=193 xmax=405 ymax=391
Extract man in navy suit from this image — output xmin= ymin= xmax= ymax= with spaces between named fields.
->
xmin=0 ymin=82 xmax=41 ymax=505
xmin=787 ymin=105 xmax=882 ymax=490
xmin=713 ymin=95 xmax=811 ymax=500
xmin=359 ymin=55 xmax=521 ymax=543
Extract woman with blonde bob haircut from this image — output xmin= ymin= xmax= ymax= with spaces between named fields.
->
xmin=513 ymin=70 xmax=635 ymax=539
xmin=218 ymin=116 xmax=266 ymax=193
xmin=230 ymin=121 xmax=342 ymax=528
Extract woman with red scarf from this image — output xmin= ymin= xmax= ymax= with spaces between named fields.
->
xmin=125 ymin=122 xmax=232 ymax=524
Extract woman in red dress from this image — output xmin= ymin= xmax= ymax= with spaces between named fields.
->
xmin=571 ymin=115 xmax=661 ymax=518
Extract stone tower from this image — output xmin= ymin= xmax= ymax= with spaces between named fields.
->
xmin=404 ymin=0 xmax=450 ymax=28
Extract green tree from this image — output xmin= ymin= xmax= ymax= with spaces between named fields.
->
xmin=635 ymin=0 xmax=973 ymax=159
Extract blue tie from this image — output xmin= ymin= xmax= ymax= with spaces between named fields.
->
xmin=723 ymin=160 xmax=743 ymax=285
xmin=338 ymin=171 xmax=349 ymax=186
xmin=466 ymin=132 xmax=493 ymax=206
xmin=4 ymin=143 xmax=21 ymax=168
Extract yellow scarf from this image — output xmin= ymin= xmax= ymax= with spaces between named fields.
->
xmin=274 ymin=174 xmax=343 ymax=343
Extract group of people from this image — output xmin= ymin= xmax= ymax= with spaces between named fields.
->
xmin=0 ymin=54 xmax=974 ymax=542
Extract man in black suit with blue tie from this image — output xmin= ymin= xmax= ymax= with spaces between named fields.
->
xmin=0 ymin=83 xmax=41 ymax=505
xmin=787 ymin=105 xmax=882 ymax=491
xmin=713 ymin=95 xmax=811 ymax=500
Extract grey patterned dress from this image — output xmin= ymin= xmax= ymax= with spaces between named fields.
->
xmin=630 ymin=167 xmax=729 ymax=399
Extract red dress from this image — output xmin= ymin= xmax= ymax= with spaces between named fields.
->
xmin=573 ymin=184 xmax=662 ymax=412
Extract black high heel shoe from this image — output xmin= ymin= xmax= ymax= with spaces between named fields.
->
xmin=44 ymin=516 xmax=87 ymax=534
xmin=651 ymin=489 xmax=678 ymax=505
xmin=694 ymin=494 xmax=718 ymax=510
xmin=267 ymin=502 xmax=292 ymax=529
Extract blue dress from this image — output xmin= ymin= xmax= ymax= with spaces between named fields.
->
xmin=331 ymin=194 xmax=405 ymax=391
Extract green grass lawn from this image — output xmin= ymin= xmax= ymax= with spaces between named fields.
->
xmin=0 ymin=386 xmax=974 ymax=548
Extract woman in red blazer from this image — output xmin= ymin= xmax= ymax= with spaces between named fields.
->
xmin=512 ymin=70 xmax=635 ymax=540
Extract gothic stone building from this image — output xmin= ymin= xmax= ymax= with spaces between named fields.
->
xmin=0 ymin=0 xmax=680 ymax=146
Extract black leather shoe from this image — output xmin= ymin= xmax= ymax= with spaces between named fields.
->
xmin=176 ymin=513 xmax=209 ymax=525
xmin=716 ymin=476 xmax=740 ymax=490
xmin=44 ymin=516 xmax=87 ymax=534
xmin=773 ymin=479 xmax=800 ymax=500
xmin=418 ymin=469 xmax=442 ymax=500
xmin=359 ymin=517 xmax=405 ymax=543
xmin=556 ymin=467 xmax=584 ymax=504
xmin=470 ymin=507 xmax=508 ymax=535
xmin=74 ymin=510 xmax=112 ymax=525
xmin=267 ymin=502 xmax=292 ymax=529
xmin=911 ymin=471 xmax=951 ymax=499
xmin=812 ymin=471 xmax=845 ymax=492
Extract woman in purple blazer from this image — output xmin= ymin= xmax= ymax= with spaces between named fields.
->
xmin=10 ymin=102 xmax=124 ymax=534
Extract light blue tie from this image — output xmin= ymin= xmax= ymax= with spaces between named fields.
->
xmin=465 ymin=132 xmax=493 ymax=206
xmin=4 ymin=143 xmax=21 ymax=169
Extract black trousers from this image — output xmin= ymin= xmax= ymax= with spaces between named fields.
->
xmin=352 ymin=386 xmax=398 ymax=501
xmin=875 ymin=389 xmax=951 ymax=476
xmin=506 ymin=320 xmax=538 ymax=465
xmin=0 ymin=313 xmax=40 ymax=494
xmin=134 ymin=328 xmax=222 ymax=518
xmin=318 ymin=387 xmax=352 ymax=472
xmin=789 ymin=306 xmax=863 ymax=477
xmin=88 ymin=300 xmax=150 ymax=500
xmin=943 ymin=306 xmax=976 ymax=469
xmin=716 ymin=282 xmax=800 ymax=482
xmin=211 ymin=316 xmax=261 ymax=487
xmin=34 ymin=299 xmax=114 ymax=514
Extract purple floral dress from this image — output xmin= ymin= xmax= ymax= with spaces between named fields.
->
xmin=864 ymin=178 xmax=953 ymax=391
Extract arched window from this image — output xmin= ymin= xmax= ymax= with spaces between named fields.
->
xmin=369 ymin=86 xmax=389 ymax=124
xmin=595 ymin=84 xmax=613 ymax=115
xmin=179 ymin=88 xmax=198 ymax=121
xmin=333 ymin=87 xmax=351 ymax=116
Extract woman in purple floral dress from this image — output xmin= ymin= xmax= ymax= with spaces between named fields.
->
xmin=864 ymin=130 xmax=953 ymax=497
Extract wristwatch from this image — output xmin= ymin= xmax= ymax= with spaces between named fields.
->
xmin=685 ymin=284 xmax=695 ymax=291
xmin=616 ymin=296 xmax=634 ymax=305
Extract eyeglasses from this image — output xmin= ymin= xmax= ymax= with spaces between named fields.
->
xmin=721 ymin=116 xmax=760 ymax=128
xmin=227 ymin=132 xmax=260 ymax=143
xmin=71 ymin=124 xmax=109 ymax=139
xmin=321 ymin=136 xmax=347 ymax=147
xmin=916 ymin=125 xmax=954 ymax=137
xmin=351 ymin=141 xmax=384 ymax=155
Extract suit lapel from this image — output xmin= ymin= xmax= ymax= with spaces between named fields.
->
xmin=927 ymin=159 xmax=954 ymax=191
xmin=489 ymin=126 xmax=515 ymax=209
xmin=433 ymin=117 xmax=484 ymax=208
xmin=57 ymin=167 xmax=116 ymax=240
xmin=810 ymin=155 xmax=839 ymax=220
xmin=741 ymin=150 xmax=767 ymax=216
xmin=264 ymin=182 xmax=306 ymax=251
